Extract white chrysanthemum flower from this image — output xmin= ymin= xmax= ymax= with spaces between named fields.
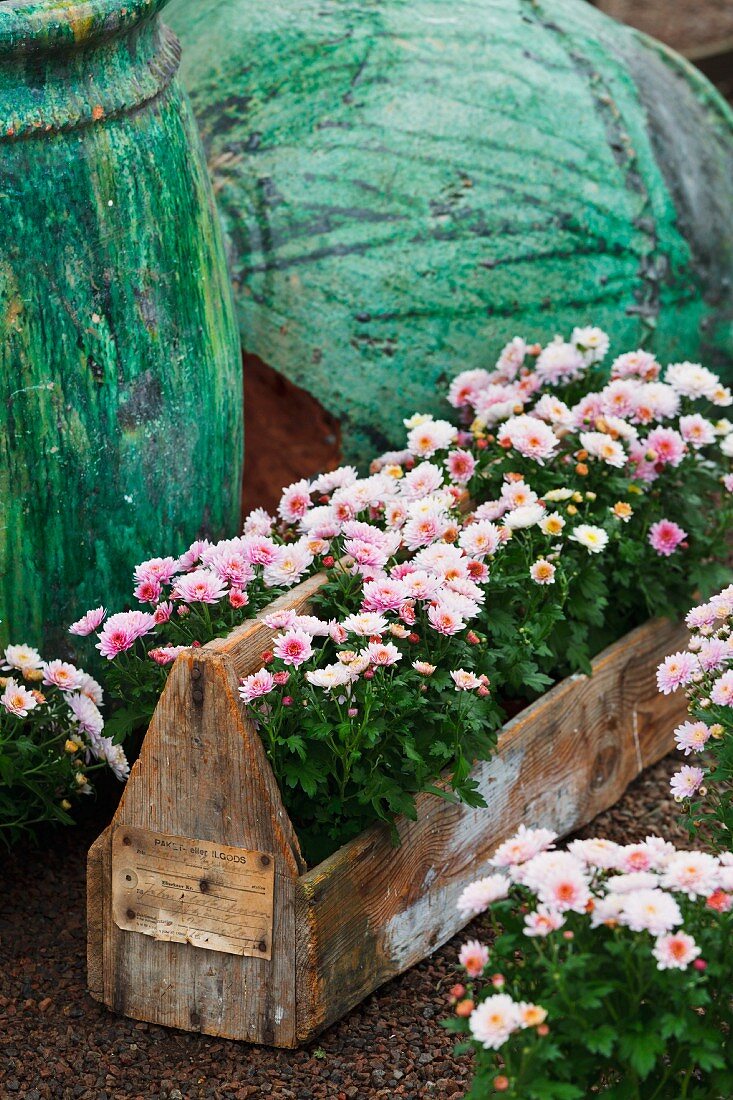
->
xmin=569 ymin=524 xmax=609 ymax=554
xmin=456 ymin=874 xmax=511 ymax=918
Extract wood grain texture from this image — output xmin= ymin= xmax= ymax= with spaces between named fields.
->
xmin=88 ymin=650 xmax=305 ymax=1046
xmin=294 ymin=617 xmax=689 ymax=1041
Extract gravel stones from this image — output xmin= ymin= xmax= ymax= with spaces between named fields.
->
xmin=0 ymin=755 xmax=689 ymax=1098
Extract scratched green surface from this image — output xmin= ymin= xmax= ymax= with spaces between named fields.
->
xmin=168 ymin=0 xmax=733 ymax=461
xmin=0 ymin=0 xmax=243 ymax=648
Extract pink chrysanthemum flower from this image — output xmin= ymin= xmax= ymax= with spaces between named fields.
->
xmin=148 ymin=645 xmax=188 ymax=666
xmin=492 ymin=825 xmax=557 ymax=868
xmin=273 ymin=629 xmax=313 ymax=668
xmin=66 ymin=692 xmax=104 ymax=737
xmin=445 ymin=448 xmax=476 ymax=485
xmin=610 ymin=349 xmax=660 ymax=381
xmin=362 ymin=578 xmax=409 ymax=613
xmin=669 ymin=766 xmax=706 ymax=801
xmin=530 ymin=560 xmax=556 ymax=585
xmin=448 ymin=368 xmax=494 ymax=408
xmin=278 ymin=478 xmax=313 ymax=524
xmin=497 ymin=415 xmax=559 ymax=463
xmin=648 ymin=519 xmax=687 ymax=557
xmin=536 ymin=866 xmax=591 ymax=914
xmin=459 ymin=939 xmax=490 ymax=979
xmin=77 ymin=672 xmax=104 ymax=705
xmin=206 ymin=545 xmax=256 ymax=588
xmin=697 ymin=638 xmax=731 ymax=672
xmin=42 ymin=660 xmax=83 ymax=693
xmin=263 ymin=543 xmax=314 ymax=588
xmin=3 ymin=644 xmax=44 ymax=673
xmin=68 ymin=607 xmax=107 ymax=637
xmin=243 ymin=507 xmax=275 ymax=536
xmin=459 ymin=520 xmax=502 ymax=559
xmin=711 ymin=669 xmax=733 ymax=706
xmin=341 ymin=612 xmax=389 ymax=637
xmin=134 ymin=556 xmax=179 ymax=585
xmin=535 ymin=339 xmax=585 ymax=384
xmin=579 ymin=431 xmax=627 ymax=469
xmin=97 ymin=737 xmax=130 ymax=781
xmin=619 ymin=888 xmax=682 ymax=935
xmin=662 ymin=852 xmax=720 ymax=898
xmin=616 ymin=844 xmax=656 ymax=874
xmin=674 ymin=721 xmax=712 ymax=755
xmin=656 ymin=651 xmax=696 ymax=694
xmin=242 ymin=535 xmax=282 ymax=566
xmin=646 ymin=426 xmax=686 ymax=467
xmin=567 ymin=838 xmax=621 ymax=870
xmin=1 ymin=678 xmax=38 ymax=717
xmin=450 ymin=669 xmax=482 ymax=691
xmin=173 ymin=568 xmax=228 ymax=604
xmin=468 ymin=994 xmax=521 ymax=1050
xmin=400 ymin=570 xmax=442 ymax=603
xmin=153 ymin=601 xmax=174 ymax=625
xmin=400 ymin=462 xmax=444 ymax=500
xmin=501 ymin=480 xmax=538 ymax=509
xmin=456 ymin=875 xmax=510 ymax=919
xmin=239 ymin=668 xmax=276 ymax=704
xmin=652 ymin=932 xmax=700 ymax=971
xmin=523 ymin=906 xmax=565 ymax=938
xmin=366 ymin=641 xmax=402 ymax=667
xmin=177 ymin=540 xmax=210 ymax=571
xmin=406 ymin=417 xmax=457 ymax=458
xmin=495 ymin=336 xmax=528 ymax=379
xmin=680 ymin=413 xmax=716 ymax=449
xmin=96 ymin=610 xmax=156 ymax=659
xmin=427 ymin=603 xmax=466 ymax=636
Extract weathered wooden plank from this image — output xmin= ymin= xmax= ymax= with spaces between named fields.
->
xmin=86 ymin=830 xmax=106 ymax=1003
xmin=91 ymin=650 xmax=305 ymax=1046
xmin=294 ymin=618 xmax=689 ymax=1041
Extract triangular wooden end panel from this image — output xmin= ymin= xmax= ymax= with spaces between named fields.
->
xmin=87 ymin=650 xmax=304 ymax=1047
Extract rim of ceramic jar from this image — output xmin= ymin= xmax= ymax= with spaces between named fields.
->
xmin=0 ymin=0 xmax=171 ymax=53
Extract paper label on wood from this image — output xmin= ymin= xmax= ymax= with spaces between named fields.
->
xmin=111 ymin=825 xmax=275 ymax=959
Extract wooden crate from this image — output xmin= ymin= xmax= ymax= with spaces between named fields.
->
xmin=87 ymin=568 xmax=689 ymax=1047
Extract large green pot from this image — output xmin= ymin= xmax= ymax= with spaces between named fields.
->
xmin=168 ymin=0 xmax=733 ymax=463
xmin=0 ymin=0 xmax=243 ymax=648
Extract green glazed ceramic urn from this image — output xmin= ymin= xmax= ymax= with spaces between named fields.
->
xmin=168 ymin=0 xmax=733 ymax=463
xmin=0 ymin=0 xmax=243 ymax=648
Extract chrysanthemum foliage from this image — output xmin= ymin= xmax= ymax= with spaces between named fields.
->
xmin=0 ymin=641 xmax=128 ymax=841
xmin=447 ymin=829 xmax=733 ymax=1099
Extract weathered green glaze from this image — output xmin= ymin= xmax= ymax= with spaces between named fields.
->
xmin=168 ymin=0 xmax=733 ymax=462
xmin=0 ymin=0 xmax=243 ymax=648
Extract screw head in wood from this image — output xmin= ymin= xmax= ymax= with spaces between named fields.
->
xmin=192 ymin=687 xmax=204 ymax=704
xmin=122 ymin=835 xmax=131 ymax=846
xmin=259 ymin=855 xmax=271 ymax=868
xmin=126 ymin=908 xmax=136 ymax=920
xmin=199 ymin=879 xmax=210 ymax=893
xmin=258 ymin=940 xmax=267 ymax=953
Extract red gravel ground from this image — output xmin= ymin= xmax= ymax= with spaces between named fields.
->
xmin=0 ymin=755 xmax=690 ymax=1100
